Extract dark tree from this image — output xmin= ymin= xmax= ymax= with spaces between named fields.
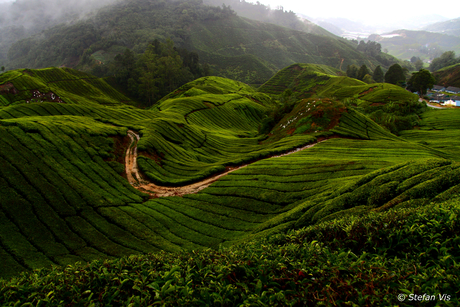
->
xmin=346 ymin=64 xmax=359 ymax=79
xmin=357 ymin=64 xmax=370 ymax=81
xmin=415 ymin=59 xmax=424 ymax=71
xmin=385 ymin=64 xmax=406 ymax=86
xmin=373 ymin=65 xmax=384 ymax=83
xmin=407 ymin=69 xmax=436 ymax=97
xmin=410 ymin=56 xmax=421 ymax=64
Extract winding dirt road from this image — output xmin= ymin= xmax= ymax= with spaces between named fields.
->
xmin=125 ymin=130 xmax=324 ymax=197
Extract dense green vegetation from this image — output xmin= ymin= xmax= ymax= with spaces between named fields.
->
xmin=1 ymin=197 xmax=459 ymax=306
xmin=0 ymin=67 xmax=134 ymax=106
xmin=3 ymin=0 xmax=399 ymax=87
xmin=429 ymin=51 xmax=460 ymax=72
xmin=1 ymin=65 xmax=459 ymax=305
xmin=433 ymin=63 xmax=460 ymax=87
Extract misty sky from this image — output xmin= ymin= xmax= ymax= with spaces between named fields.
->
xmin=1 ymin=0 xmax=459 ymax=26
xmin=256 ymin=0 xmax=459 ymax=25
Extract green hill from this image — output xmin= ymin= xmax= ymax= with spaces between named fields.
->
xmin=0 ymin=67 xmax=134 ymax=106
xmin=4 ymin=0 xmax=396 ymax=85
xmin=433 ymin=63 xmax=460 ymax=87
xmin=258 ymin=63 xmax=423 ymax=135
xmin=424 ymin=17 xmax=460 ymax=37
xmin=1 ymin=65 xmax=459 ymax=305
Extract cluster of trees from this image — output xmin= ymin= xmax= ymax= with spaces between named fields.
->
xmin=429 ymin=51 xmax=460 ymax=72
xmin=346 ymin=64 xmax=384 ymax=83
xmin=107 ymin=39 xmax=208 ymax=106
xmin=356 ymin=40 xmax=382 ymax=57
xmin=410 ymin=56 xmax=424 ymax=71
xmin=5 ymin=0 xmax=236 ymax=70
xmin=348 ymin=39 xmax=396 ymax=68
xmin=347 ymin=62 xmax=436 ymax=97
xmin=383 ymin=64 xmax=436 ymax=97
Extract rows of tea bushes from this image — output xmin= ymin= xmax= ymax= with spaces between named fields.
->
xmin=1 ymin=197 xmax=458 ymax=306
xmin=400 ymin=108 xmax=460 ymax=160
xmin=0 ymin=67 xmax=132 ymax=106
xmin=0 ymin=101 xmax=156 ymax=126
xmin=0 ymin=116 xmax=154 ymax=278
xmin=1 ymin=66 xmax=460 ymax=287
xmin=257 ymin=63 xmax=345 ymax=96
xmin=295 ymin=159 xmax=460 ymax=227
xmin=258 ymin=63 xmax=418 ymax=106
xmin=135 ymin=77 xmax=324 ymax=185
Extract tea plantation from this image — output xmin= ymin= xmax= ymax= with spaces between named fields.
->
xmin=0 ymin=66 xmax=459 ymax=305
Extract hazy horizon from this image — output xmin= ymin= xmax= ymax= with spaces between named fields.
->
xmin=253 ymin=0 xmax=459 ymax=27
xmin=1 ymin=0 xmax=459 ymax=28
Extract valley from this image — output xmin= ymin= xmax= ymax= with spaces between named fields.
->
xmin=0 ymin=64 xmax=459 ymax=305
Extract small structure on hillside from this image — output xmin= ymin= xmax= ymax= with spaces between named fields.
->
xmin=430 ymin=93 xmax=449 ymax=104
xmin=432 ymin=85 xmax=446 ymax=92
xmin=445 ymin=86 xmax=460 ymax=94
xmin=445 ymin=96 xmax=460 ymax=106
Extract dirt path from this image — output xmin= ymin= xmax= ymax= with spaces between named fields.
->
xmin=125 ymin=130 xmax=324 ymax=197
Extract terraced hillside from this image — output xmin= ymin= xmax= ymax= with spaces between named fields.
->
xmin=259 ymin=63 xmax=426 ymax=135
xmin=0 ymin=67 xmax=133 ymax=106
xmin=1 ymin=66 xmax=460 ymax=306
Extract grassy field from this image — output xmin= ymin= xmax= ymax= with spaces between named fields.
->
xmin=1 ymin=66 xmax=460 ymax=305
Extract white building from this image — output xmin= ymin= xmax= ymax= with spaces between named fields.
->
xmin=445 ymin=96 xmax=460 ymax=106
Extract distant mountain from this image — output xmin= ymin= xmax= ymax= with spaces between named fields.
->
xmin=424 ymin=17 xmax=460 ymax=37
xmin=306 ymin=15 xmax=450 ymax=41
xmin=368 ymin=29 xmax=460 ymax=61
xmin=4 ymin=0 xmax=397 ymax=84
xmin=203 ymin=0 xmax=334 ymax=37
xmin=0 ymin=0 xmax=120 ymax=66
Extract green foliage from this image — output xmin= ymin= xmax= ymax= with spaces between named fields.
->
xmin=432 ymin=63 xmax=460 ymax=88
xmin=4 ymin=0 xmax=400 ymax=88
xmin=1 ymin=62 xmax=460 ymax=307
xmin=373 ymin=65 xmax=384 ymax=83
xmin=0 ymin=67 xmax=134 ymax=106
xmin=1 ymin=199 xmax=459 ymax=306
xmin=357 ymin=40 xmax=382 ymax=57
xmin=407 ymin=69 xmax=436 ymax=96
xmin=357 ymin=64 xmax=370 ymax=81
xmin=385 ymin=63 xmax=406 ymax=86
xmin=429 ymin=51 xmax=460 ymax=72
xmin=346 ymin=64 xmax=359 ymax=79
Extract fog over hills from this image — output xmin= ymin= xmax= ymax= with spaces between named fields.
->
xmin=304 ymin=14 xmax=452 ymax=40
xmin=0 ymin=0 xmax=121 ymax=63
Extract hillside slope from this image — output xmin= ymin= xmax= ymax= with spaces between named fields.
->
xmin=5 ymin=0 xmax=394 ymax=84
xmin=0 ymin=67 xmax=134 ymax=106
xmin=424 ymin=17 xmax=460 ymax=37
xmin=0 ymin=65 xmax=459 ymax=290
xmin=432 ymin=63 xmax=460 ymax=87
xmin=369 ymin=29 xmax=460 ymax=61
